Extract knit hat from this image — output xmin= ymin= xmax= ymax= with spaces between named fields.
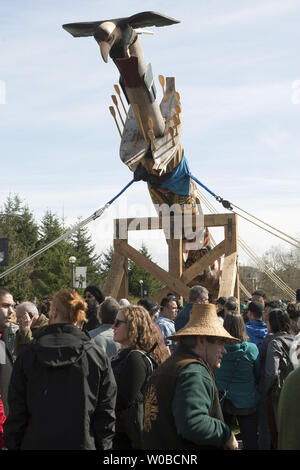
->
xmin=168 ymin=303 xmax=239 ymax=344
xmin=83 ymin=285 xmax=104 ymax=304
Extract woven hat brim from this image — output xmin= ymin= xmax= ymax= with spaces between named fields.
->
xmin=168 ymin=303 xmax=240 ymax=344
xmin=168 ymin=327 xmax=239 ymax=344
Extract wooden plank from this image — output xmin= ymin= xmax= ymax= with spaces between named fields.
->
xmin=115 ymin=238 xmax=190 ymax=299
xmin=114 ymin=213 xmax=235 ymax=233
xmin=218 ymin=252 xmax=238 ymax=298
xmin=117 ymin=258 xmax=129 ymax=300
xmin=224 ymin=213 xmax=238 ymax=256
xmin=204 ymin=213 xmax=235 ymax=228
xmin=168 ymin=226 xmax=183 ymax=305
xmin=234 ymin=253 xmax=240 ymax=312
xmin=103 ymin=251 xmax=126 ymax=298
xmin=181 ymin=240 xmax=226 ymax=284
xmin=154 ymin=286 xmax=170 ymax=304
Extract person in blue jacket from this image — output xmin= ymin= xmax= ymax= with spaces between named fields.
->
xmin=214 ymin=312 xmax=261 ymax=450
xmin=246 ymin=301 xmax=268 ymax=345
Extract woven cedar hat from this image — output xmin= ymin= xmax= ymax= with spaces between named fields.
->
xmin=168 ymin=303 xmax=239 ymax=344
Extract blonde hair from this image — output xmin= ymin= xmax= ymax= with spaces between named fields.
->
xmin=121 ymin=305 xmax=169 ymax=365
xmin=51 ymin=289 xmax=87 ymax=325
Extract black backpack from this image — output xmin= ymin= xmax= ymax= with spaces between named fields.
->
xmin=271 ymin=337 xmax=294 ymax=403
xmin=119 ymin=347 xmax=158 ymax=449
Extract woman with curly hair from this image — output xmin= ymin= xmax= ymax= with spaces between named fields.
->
xmin=111 ymin=304 xmax=168 ymax=449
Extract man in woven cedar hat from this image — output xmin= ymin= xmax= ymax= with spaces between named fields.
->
xmin=143 ymin=303 xmax=239 ymax=450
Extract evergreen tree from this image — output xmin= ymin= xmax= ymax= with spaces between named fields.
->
xmin=0 ymin=194 xmax=38 ymax=300
xmin=99 ymin=243 xmax=163 ymax=299
xmin=128 ymin=243 xmax=164 ymax=298
xmin=70 ymin=221 xmax=103 ymax=290
xmin=31 ymin=210 xmax=72 ymax=298
xmin=99 ymin=245 xmax=115 ymax=282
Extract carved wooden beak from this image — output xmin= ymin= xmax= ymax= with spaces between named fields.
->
xmin=94 ymin=22 xmax=119 ymax=63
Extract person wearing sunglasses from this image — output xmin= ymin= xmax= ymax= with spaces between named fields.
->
xmin=111 ymin=305 xmax=169 ymax=450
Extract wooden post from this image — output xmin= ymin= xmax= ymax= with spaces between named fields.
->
xmin=218 ymin=214 xmax=239 ymax=304
xmin=103 ymin=251 xmax=126 ymax=298
xmin=168 ymin=215 xmax=183 ymax=303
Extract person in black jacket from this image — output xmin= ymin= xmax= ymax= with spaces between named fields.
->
xmin=0 ymin=288 xmax=17 ymax=416
xmin=3 ymin=289 xmax=117 ymax=450
xmin=111 ymin=304 xmax=169 ymax=449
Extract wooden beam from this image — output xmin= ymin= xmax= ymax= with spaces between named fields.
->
xmin=168 ymin=222 xmax=183 ymax=304
xmin=224 ymin=213 xmax=238 ymax=256
xmin=113 ymin=213 xmax=235 ymax=232
xmin=218 ymin=252 xmax=238 ymax=298
xmin=204 ymin=213 xmax=235 ymax=228
xmin=115 ymin=238 xmax=190 ymax=299
xmin=154 ymin=286 xmax=170 ymax=304
xmin=103 ymin=251 xmax=126 ymax=298
xmin=117 ymin=257 xmax=129 ymax=300
xmin=181 ymin=240 xmax=226 ymax=284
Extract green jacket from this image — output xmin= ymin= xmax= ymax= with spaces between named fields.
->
xmin=278 ymin=366 xmax=300 ymax=450
xmin=143 ymin=347 xmax=231 ymax=449
xmin=14 ymin=314 xmax=49 ymax=357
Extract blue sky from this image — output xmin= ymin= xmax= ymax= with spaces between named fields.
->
xmin=1 ymin=0 xmax=300 ymax=270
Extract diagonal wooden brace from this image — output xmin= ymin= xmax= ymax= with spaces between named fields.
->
xmin=114 ymin=238 xmax=190 ymax=299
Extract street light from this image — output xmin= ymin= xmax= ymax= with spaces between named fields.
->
xmin=139 ymin=279 xmax=144 ymax=298
xmin=69 ymin=256 xmax=76 ymax=290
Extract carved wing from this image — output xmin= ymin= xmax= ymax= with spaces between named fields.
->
xmin=62 ymin=11 xmax=179 ymax=37
xmin=62 ymin=21 xmax=103 ymax=37
xmin=127 ymin=11 xmax=180 ymax=28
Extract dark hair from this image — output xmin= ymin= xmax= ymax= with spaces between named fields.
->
xmin=224 ymin=300 xmax=238 ymax=312
xmin=38 ymin=296 xmax=52 ymax=316
xmin=137 ymin=297 xmax=159 ymax=317
xmin=265 ymin=300 xmax=281 ymax=310
xmin=223 ymin=312 xmax=248 ymax=343
xmin=252 ymin=290 xmax=266 ymax=299
xmin=0 ymin=288 xmax=12 ymax=298
xmin=216 ymin=296 xmax=227 ymax=306
xmin=99 ymin=297 xmax=120 ymax=324
xmin=83 ymin=285 xmax=104 ymax=304
xmin=268 ymin=308 xmax=292 ymax=334
xmin=248 ymin=301 xmax=264 ymax=319
xmin=160 ymin=296 xmax=177 ymax=308
xmin=286 ymin=302 xmax=300 ymax=321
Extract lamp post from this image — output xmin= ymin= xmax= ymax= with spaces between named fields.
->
xmin=69 ymin=256 xmax=76 ymax=290
xmin=139 ymin=279 xmax=144 ymax=298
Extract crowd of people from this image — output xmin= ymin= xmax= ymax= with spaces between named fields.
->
xmin=0 ymin=284 xmax=299 ymax=451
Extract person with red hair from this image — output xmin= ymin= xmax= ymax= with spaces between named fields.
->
xmin=4 ymin=289 xmax=117 ymax=450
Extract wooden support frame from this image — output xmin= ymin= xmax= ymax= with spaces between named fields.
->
xmin=103 ymin=213 xmax=239 ymax=304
